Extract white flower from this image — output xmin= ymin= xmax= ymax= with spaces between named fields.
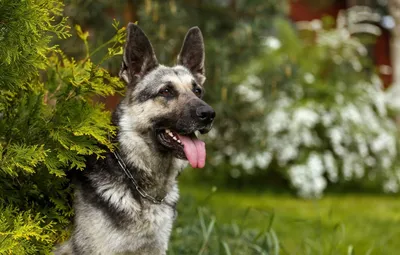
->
xmin=342 ymin=154 xmax=355 ymax=181
xmin=300 ymin=129 xmax=318 ymax=147
xmin=263 ymin=36 xmax=281 ymax=50
xmin=308 ymin=153 xmax=324 ymax=176
xmin=304 ymin=73 xmax=315 ymax=84
xmin=310 ymin=19 xmax=322 ymax=30
xmin=371 ymin=89 xmax=387 ymax=117
xmin=385 ymin=83 xmax=400 ymax=110
xmin=321 ymin=110 xmax=336 ymax=127
xmin=365 ymin=156 xmax=376 ymax=167
xmin=328 ymin=127 xmax=343 ymax=146
xmin=351 ymin=59 xmax=362 ymax=72
xmin=340 ymin=103 xmax=362 ymax=124
xmin=266 ymin=109 xmax=289 ymax=134
xmin=382 ymin=15 xmax=395 ymax=30
xmin=360 ymin=105 xmax=380 ymax=131
xmin=292 ymin=107 xmax=319 ymax=128
xmin=355 ymin=134 xmax=368 ymax=157
xmin=288 ymin=154 xmax=327 ymax=198
xmin=371 ymin=133 xmax=392 ymax=154
xmin=289 ymin=165 xmax=307 ymax=187
xmin=230 ymin=152 xmax=246 ymax=166
xmin=255 ymin=151 xmax=272 ymax=169
xmin=381 ymin=156 xmax=392 ymax=170
xmin=354 ymin=162 xmax=365 ymax=179
xmin=276 ymin=95 xmax=293 ymax=108
xmin=223 ymin=145 xmax=235 ymax=156
xmin=383 ymin=179 xmax=399 ymax=193
xmin=207 ymin=128 xmax=218 ymax=139
xmin=278 ymin=146 xmax=298 ymax=165
xmin=242 ymin=157 xmax=255 ymax=172
xmin=236 ymin=84 xmax=263 ymax=101
xmin=323 ymin=151 xmax=338 ymax=182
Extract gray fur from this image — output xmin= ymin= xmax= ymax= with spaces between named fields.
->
xmin=53 ymin=23 xmax=215 ymax=255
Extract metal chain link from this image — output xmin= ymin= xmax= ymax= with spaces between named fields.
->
xmin=112 ymin=150 xmax=166 ymax=204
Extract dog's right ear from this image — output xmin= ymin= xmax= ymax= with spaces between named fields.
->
xmin=119 ymin=23 xmax=159 ymax=85
xmin=177 ymin=27 xmax=206 ymax=85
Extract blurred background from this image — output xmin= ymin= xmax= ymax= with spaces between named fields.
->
xmin=60 ymin=0 xmax=400 ymax=254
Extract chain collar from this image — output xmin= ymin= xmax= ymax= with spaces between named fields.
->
xmin=112 ymin=150 xmax=167 ymax=204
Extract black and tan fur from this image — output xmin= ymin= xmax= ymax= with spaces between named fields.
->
xmin=54 ymin=23 xmax=215 ymax=255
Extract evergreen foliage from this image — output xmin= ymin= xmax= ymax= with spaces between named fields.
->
xmin=0 ymin=0 xmax=68 ymax=109
xmin=0 ymin=1 xmax=125 ymax=253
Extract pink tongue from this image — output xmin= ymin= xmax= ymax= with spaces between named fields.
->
xmin=177 ymin=134 xmax=206 ymax=168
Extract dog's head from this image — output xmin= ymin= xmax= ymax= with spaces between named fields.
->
xmin=118 ymin=23 xmax=215 ymax=169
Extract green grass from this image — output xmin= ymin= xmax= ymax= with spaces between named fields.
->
xmin=173 ymin=183 xmax=400 ymax=255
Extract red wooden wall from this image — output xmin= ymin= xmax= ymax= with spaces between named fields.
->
xmin=289 ymin=0 xmax=392 ymax=87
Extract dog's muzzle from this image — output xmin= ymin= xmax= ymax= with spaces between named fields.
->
xmin=154 ymin=98 xmax=215 ymax=169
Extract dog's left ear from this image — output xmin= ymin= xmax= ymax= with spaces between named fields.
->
xmin=177 ymin=27 xmax=206 ymax=85
xmin=120 ymin=23 xmax=159 ymax=85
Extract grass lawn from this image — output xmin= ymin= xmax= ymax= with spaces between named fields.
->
xmin=176 ymin=183 xmax=400 ymax=255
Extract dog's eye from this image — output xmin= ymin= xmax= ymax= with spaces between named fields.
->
xmin=159 ymin=88 xmax=173 ymax=97
xmin=194 ymin=88 xmax=202 ymax=97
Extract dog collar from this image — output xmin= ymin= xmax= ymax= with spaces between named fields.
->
xmin=112 ymin=150 xmax=167 ymax=204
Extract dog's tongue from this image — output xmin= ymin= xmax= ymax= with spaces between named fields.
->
xmin=177 ymin=134 xmax=206 ymax=168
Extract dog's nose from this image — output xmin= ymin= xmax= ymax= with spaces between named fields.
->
xmin=196 ymin=105 xmax=216 ymax=123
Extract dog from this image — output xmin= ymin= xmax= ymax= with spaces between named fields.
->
xmin=54 ymin=23 xmax=215 ymax=255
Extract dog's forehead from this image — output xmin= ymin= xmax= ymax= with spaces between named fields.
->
xmin=162 ymin=66 xmax=194 ymax=88
xmin=152 ymin=66 xmax=196 ymax=90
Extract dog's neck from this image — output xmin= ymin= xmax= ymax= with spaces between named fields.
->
xmin=112 ymin=104 xmax=187 ymax=201
xmin=117 ymin=133 xmax=185 ymax=200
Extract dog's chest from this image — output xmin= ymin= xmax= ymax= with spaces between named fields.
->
xmin=135 ymin=198 xmax=177 ymax=231
xmin=134 ymin=201 xmax=176 ymax=239
xmin=78 ymin=184 xmax=179 ymax=254
xmin=116 ymin=198 xmax=177 ymax=253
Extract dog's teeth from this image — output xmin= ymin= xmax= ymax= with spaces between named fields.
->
xmin=165 ymin=130 xmax=181 ymax=142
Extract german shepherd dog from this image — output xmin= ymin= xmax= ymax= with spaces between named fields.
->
xmin=54 ymin=23 xmax=215 ymax=254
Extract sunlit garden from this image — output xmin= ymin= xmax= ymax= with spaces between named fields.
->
xmin=1 ymin=0 xmax=400 ymax=254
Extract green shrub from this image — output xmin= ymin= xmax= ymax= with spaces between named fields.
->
xmin=0 ymin=1 xmax=125 ymax=252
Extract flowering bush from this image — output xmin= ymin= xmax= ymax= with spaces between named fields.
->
xmin=208 ymin=18 xmax=400 ymax=197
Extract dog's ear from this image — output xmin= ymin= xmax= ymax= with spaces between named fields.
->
xmin=119 ymin=23 xmax=159 ymax=85
xmin=177 ymin=27 xmax=206 ymax=85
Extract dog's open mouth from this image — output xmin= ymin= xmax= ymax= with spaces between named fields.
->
xmin=157 ymin=129 xmax=206 ymax=168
